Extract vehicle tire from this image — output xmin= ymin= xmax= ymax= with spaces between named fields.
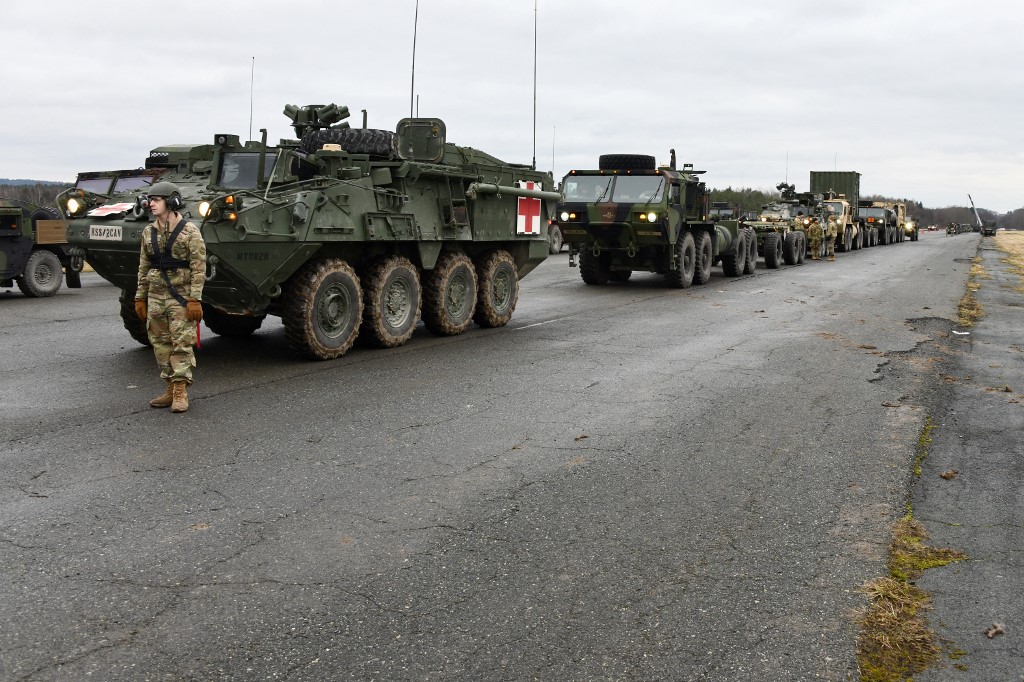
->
xmin=579 ymin=249 xmax=610 ymax=285
xmin=743 ymin=230 xmax=757 ymax=274
xmin=299 ymin=127 xmax=398 ymax=159
xmin=878 ymin=227 xmax=888 ymax=245
xmin=474 ymin=250 xmax=518 ymax=328
xmin=16 ymin=250 xmax=63 ymax=297
xmin=721 ymin=233 xmax=746 ymax=277
xmin=665 ymin=232 xmax=695 ymax=288
xmin=693 ymin=231 xmax=713 ymax=284
xmin=362 ymin=256 xmax=421 ymax=348
xmin=609 ymin=270 xmax=632 ymax=282
xmin=119 ymin=289 xmax=152 ymax=347
xmin=548 ymin=225 xmax=564 ymax=254
xmin=422 ymin=250 xmax=477 ymax=336
xmin=203 ymin=306 xmax=266 ymax=337
xmin=282 ymin=258 xmax=363 ymax=360
xmin=598 ymin=154 xmax=656 ymax=171
xmin=764 ymin=232 xmax=782 ymax=269
xmin=783 ymin=232 xmax=800 ymax=265
xmin=796 ymin=233 xmax=806 ymax=264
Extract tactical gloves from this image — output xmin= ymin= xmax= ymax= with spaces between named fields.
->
xmin=185 ymin=299 xmax=203 ymax=322
xmin=135 ymin=299 xmax=147 ymax=321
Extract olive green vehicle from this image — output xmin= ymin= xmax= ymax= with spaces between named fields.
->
xmin=59 ymin=104 xmax=558 ymax=359
xmin=553 ymin=152 xmax=756 ymax=286
xmin=750 ymin=182 xmax=815 ymax=268
xmin=1 ymin=198 xmax=83 ymax=296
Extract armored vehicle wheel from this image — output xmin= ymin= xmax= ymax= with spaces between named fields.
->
xmin=609 ymin=269 xmax=632 ymax=282
xmin=362 ymin=256 xmax=421 ymax=348
xmin=665 ymin=232 xmax=696 ymax=288
xmin=283 ymin=258 xmax=363 ymax=360
xmin=742 ymin=231 xmax=757 ymax=275
xmin=16 ymin=250 xmax=63 ymax=298
xmin=796 ymin=233 xmax=806 ymax=264
xmin=763 ymin=232 xmax=782 ymax=269
xmin=598 ymin=154 xmax=656 ymax=171
xmin=721 ymin=233 xmax=746 ymax=277
xmin=423 ymin=251 xmax=477 ymax=336
xmin=474 ymin=250 xmax=518 ymax=328
xmin=548 ymin=225 xmax=564 ymax=254
xmin=579 ymin=249 xmax=610 ymax=285
xmin=300 ymin=128 xmax=398 ymax=158
xmin=118 ymin=289 xmax=151 ymax=347
xmin=203 ymin=306 xmax=266 ymax=337
xmin=693 ymin=231 xmax=713 ymax=285
xmin=782 ymin=232 xmax=800 ymax=266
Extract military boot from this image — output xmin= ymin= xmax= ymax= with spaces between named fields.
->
xmin=149 ymin=380 xmax=173 ymax=409
xmin=171 ymin=381 xmax=189 ymax=413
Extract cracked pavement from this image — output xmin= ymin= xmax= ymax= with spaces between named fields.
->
xmin=0 ymin=232 xmax=981 ymax=680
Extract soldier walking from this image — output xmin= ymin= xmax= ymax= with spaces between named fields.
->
xmin=807 ymin=216 xmax=823 ymax=260
xmin=134 ymin=182 xmax=206 ymax=413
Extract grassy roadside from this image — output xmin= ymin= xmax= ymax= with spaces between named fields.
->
xmin=957 ymin=257 xmax=988 ymax=327
xmin=994 ymin=232 xmax=1024 ymax=292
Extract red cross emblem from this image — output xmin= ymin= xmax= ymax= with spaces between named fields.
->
xmin=87 ymin=202 xmax=135 ymax=217
xmin=516 ymin=181 xmax=541 ymax=235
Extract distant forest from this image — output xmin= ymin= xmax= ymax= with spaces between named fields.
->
xmin=1 ymin=180 xmax=1020 ymax=229
xmin=709 ymin=186 xmax=1023 ymax=229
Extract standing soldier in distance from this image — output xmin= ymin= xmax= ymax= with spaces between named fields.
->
xmin=824 ymin=209 xmax=839 ymax=262
xmin=807 ymin=216 xmax=823 ymax=260
xmin=134 ymin=181 xmax=206 ymax=413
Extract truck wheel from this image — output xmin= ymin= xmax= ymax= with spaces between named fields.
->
xmin=609 ymin=270 xmax=632 ymax=282
xmin=783 ymin=232 xmax=800 ymax=265
xmin=422 ymin=251 xmax=477 ymax=336
xmin=665 ymin=232 xmax=695 ymax=288
xmin=300 ymin=128 xmax=398 ymax=158
xmin=795 ymin=233 xmax=806 ymax=264
xmin=548 ymin=225 xmax=564 ymax=254
xmin=474 ymin=250 xmax=518 ymax=327
xmin=579 ymin=249 xmax=610 ymax=285
xmin=283 ymin=258 xmax=363 ymax=360
xmin=203 ymin=306 xmax=266 ymax=337
xmin=598 ymin=154 xmax=656 ymax=171
xmin=763 ymin=233 xmax=782 ymax=269
xmin=743 ymin=231 xmax=757 ymax=274
xmin=362 ymin=256 xmax=421 ymax=348
xmin=118 ymin=289 xmax=152 ymax=347
xmin=721 ymin=234 xmax=746 ymax=277
xmin=693 ymin=231 xmax=713 ymax=284
xmin=16 ymin=250 xmax=63 ymax=297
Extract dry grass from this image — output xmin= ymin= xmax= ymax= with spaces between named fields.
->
xmin=994 ymin=232 xmax=1024 ymax=293
xmin=957 ymin=257 xmax=987 ymax=327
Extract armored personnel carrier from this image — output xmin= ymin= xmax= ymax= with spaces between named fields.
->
xmin=60 ymin=104 xmax=558 ymax=359
xmin=552 ymin=152 xmax=756 ymax=287
xmin=1 ymin=198 xmax=82 ymax=296
xmin=750 ymin=183 xmax=814 ymax=268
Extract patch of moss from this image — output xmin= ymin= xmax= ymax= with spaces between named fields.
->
xmin=889 ymin=516 xmax=968 ymax=582
xmin=914 ymin=417 xmax=935 ymax=477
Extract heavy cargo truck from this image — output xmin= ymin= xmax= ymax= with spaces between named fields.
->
xmin=809 ymin=171 xmax=870 ymax=251
xmin=60 ymin=103 xmax=558 ymax=359
xmin=858 ymin=201 xmax=899 ymax=245
xmin=1 ymin=199 xmax=83 ymax=296
xmin=553 ymin=152 xmax=756 ymax=287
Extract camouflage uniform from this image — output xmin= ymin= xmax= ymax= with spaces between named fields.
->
xmin=825 ymin=216 xmax=839 ymax=260
xmin=807 ymin=218 xmax=823 ymax=260
xmin=136 ymin=218 xmax=206 ymax=383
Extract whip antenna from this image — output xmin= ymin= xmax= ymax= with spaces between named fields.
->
xmin=410 ymin=0 xmax=420 ymax=119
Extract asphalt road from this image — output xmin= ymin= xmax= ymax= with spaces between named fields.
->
xmin=0 ymin=231 xmax=990 ymax=680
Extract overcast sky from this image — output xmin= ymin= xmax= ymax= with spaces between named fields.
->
xmin=2 ymin=1 xmax=1021 ymax=212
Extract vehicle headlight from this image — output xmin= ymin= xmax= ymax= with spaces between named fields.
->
xmin=560 ymin=211 xmax=570 ymax=222
xmin=66 ymin=198 xmax=81 ymax=215
xmin=198 ymin=201 xmax=212 ymax=218
xmin=646 ymin=212 xmax=658 ymax=223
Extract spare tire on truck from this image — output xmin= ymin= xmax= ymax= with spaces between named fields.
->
xmin=300 ymin=128 xmax=398 ymax=159
xmin=598 ymin=154 xmax=656 ymax=171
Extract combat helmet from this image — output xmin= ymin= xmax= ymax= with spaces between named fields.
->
xmin=147 ymin=181 xmax=180 ymax=197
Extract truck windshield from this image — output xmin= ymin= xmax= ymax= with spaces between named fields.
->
xmin=218 ymin=152 xmax=277 ymax=189
xmin=824 ymin=201 xmax=844 ymax=216
xmin=860 ymin=207 xmax=887 ymax=219
xmin=562 ymin=176 xmax=613 ymax=202
xmin=113 ymin=175 xmax=158 ymax=193
xmin=76 ymin=177 xmax=114 ymax=194
xmin=611 ymin=175 xmax=665 ymax=203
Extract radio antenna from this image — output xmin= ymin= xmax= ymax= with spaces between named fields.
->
xmin=410 ymin=0 xmax=420 ymax=119
xmin=249 ymin=57 xmax=255 ymax=142
xmin=532 ymin=0 xmax=538 ymax=170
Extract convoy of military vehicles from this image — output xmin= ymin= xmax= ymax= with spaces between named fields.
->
xmin=2 ymin=100 xmax=970 ymax=360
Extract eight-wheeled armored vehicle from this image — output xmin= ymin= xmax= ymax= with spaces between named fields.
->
xmin=1 ymin=198 xmax=82 ymax=297
xmin=552 ymin=152 xmax=756 ymax=287
xmin=60 ymin=104 xmax=558 ymax=359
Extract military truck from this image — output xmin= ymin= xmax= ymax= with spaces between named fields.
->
xmin=751 ymin=182 xmax=814 ymax=268
xmin=1 ymin=199 xmax=82 ymax=296
xmin=60 ymin=103 xmax=558 ymax=359
xmin=809 ymin=171 xmax=871 ymax=251
xmin=858 ymin=201 xmax=899 ymax=245
xmin=553 ymin=152 xmax=756 ymax=287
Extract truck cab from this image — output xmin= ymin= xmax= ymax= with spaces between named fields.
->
xmin=0 ymin=199 xmax=82 ymax=297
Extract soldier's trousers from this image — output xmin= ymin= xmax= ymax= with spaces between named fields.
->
xmin=147 ymin=293 xmax=197 ymax=383
xmin=825 ymin=233 xmax=837 ymax=258
xmin=808 ymin=226 xmax=823 ymax=257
